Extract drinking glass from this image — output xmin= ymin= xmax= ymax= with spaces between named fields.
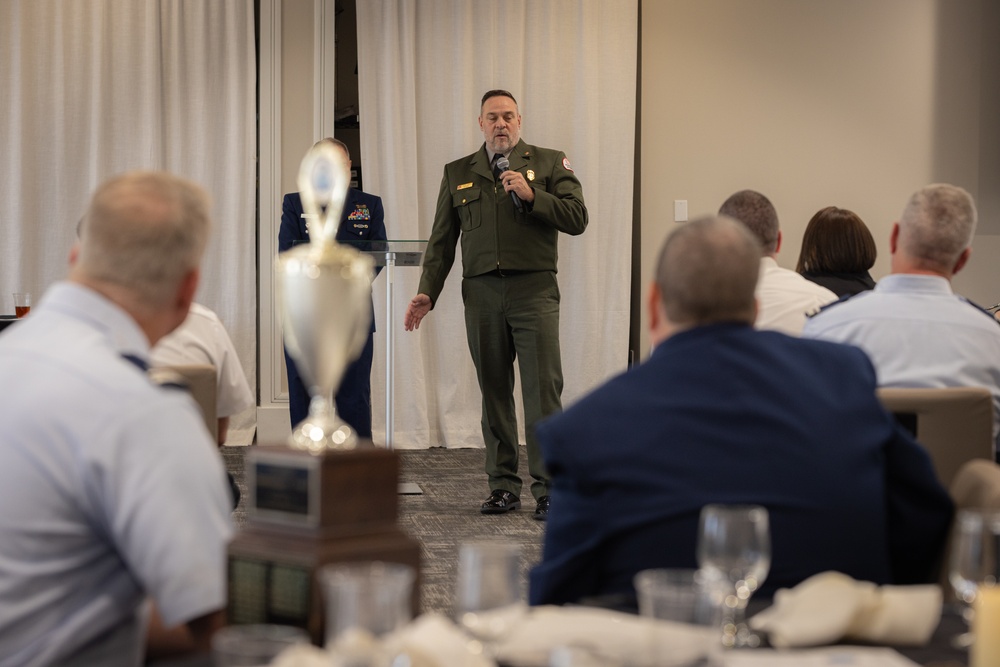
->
xmin=696 ymin=504 xmax=771 ymax=648
xmin=634 ymin=568 xmax=722 ymax=665
xmin=634 ymin=568 xmax=708 ymax=623
xmin=12 ymin=292 xmax=30 ymax=318
xmin=211 ymin=624 xmax=310 ymax=666
xmin=320 ymin=561 xmax=415 ymax=665
xmin=949 ymin=509 xmax=1000 ymax=649
xmin=455 ymin=541 xmax=524 ymax=657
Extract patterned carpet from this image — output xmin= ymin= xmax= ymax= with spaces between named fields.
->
xmin=223 ymin=445 xmax=545 ymax=615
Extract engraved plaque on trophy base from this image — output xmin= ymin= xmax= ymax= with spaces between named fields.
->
xmin=247 ymin=442 xmax=399 ymax=530
xmin=228 ymin=443 xmax=421 ymax=644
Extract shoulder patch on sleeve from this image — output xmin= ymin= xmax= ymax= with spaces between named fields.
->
xmin=961 ymin=297 xmax=1000 ymax=324
xmin=147 ymin=367 xmax=191 ymax=393
xmin=808 ymin=292 xmax=854 ymax=318
xmin=562 ymin=157 xmax=574 ymax=172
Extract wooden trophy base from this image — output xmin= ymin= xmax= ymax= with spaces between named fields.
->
xmin=227 ymin=442 xmax=421 ymax=644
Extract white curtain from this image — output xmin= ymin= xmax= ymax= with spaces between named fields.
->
xmin=0 ymin=0 xmax=257 ymax=443
xmin=357 ymin=1 xmax=638 ymax=448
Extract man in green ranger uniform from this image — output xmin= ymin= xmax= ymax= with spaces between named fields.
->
xmin=404 ymin=90 xmax=588 ymax=520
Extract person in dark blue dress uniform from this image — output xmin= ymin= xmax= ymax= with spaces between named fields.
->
xmin=278 ymin=138 xmax=387 ymax=438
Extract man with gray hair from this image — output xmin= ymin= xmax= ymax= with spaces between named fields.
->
xmin=720 ymin=189 xmax=837 ymax=335
xmin=0 ymin=172 xmax=233 ymax=665
xmin=530 ymin=215 xmax=951 ymax=606
xmin=803 ymin=184 xmax=1000 ymax=442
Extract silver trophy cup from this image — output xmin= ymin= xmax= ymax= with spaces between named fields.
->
xmin=277 ymin=142 xmax=375 ymax=451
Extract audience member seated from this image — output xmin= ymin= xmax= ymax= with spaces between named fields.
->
xmin=528 ymin=215 xmax=953 ymax=607
xmin=719 ymin=190 xmax=837 ymax=335
xmin=803 ymin=184 xmax=1000 ymax=445
xmin=0 ymin=172 xmax=233 ymax=664
xmin=152 ymin=302 xmax=253 ymax=445
xmin=796 ymin=206 xmax=877 ymax=297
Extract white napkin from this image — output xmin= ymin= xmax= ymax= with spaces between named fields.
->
xmin=749 ymin=572 xmax=941 ymax=648
xmin=724 ymin=646 xmax=921 ymax=666
xmin=270 ymin=643 xmax=335 ymax=667
xmin=382 ymin=612 xmax=495 ymax=667
xmin=272 ymin=614 xmax=494 ymax=667
xmin=493 ymin=604 xmax=714 ymax=667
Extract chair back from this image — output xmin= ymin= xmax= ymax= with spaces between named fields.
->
xmin=950 ymin=459 xmax=1000 ymax=510
xmin=877 ymin=386 xmax=994 ymax=487
xmin=148 ymin=363 xmax=218 ymax=441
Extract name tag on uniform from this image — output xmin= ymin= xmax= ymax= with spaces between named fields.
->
xmin=457 ymin=182 xmax=473 ymax=190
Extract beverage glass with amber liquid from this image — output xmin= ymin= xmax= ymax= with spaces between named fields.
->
xmin=13 ymin=293 xmax=30 ymax=318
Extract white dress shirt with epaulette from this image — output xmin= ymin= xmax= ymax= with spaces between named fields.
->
xmin=756 ymin=257 xmax=839 ymax=336
xmin=151 ymin=302 xmax=253 ymax=418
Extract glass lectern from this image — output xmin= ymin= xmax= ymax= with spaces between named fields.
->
xmin=343 ymin=240 xmax=427 ymax=494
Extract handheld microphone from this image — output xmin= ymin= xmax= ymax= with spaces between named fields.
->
xmin=495 ymin=156 xmax=524 ymax=214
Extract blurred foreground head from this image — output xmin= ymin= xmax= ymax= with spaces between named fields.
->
xmin=652 ymin=215 xmax=762 ymax=337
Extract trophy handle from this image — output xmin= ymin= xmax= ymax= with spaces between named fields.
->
xmin=298 ymin=143 xmax=350 ymax=247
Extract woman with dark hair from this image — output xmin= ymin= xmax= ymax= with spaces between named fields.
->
xmin=796 ymin=206 xmax=877 ymax=297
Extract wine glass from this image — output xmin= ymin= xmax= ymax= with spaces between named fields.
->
xmin=455 ymin=541 xmax=525 ymax=658
xmin=949 ymin=509 xmax=1000 ymax=649
xmin=696 ymin=504 xmax=771 ymax=648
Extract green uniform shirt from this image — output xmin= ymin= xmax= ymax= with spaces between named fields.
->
xmin=418 ymin=139 xmax=588 ymax=305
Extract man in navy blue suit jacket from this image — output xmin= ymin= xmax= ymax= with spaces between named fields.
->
xmin=278 ymin=138 xmax=387 ymax=438
xmin=529 ymin=215 xmax=953 ymax=606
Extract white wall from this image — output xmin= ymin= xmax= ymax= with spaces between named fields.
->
xmin=639 ymin=0 xmax=1000 ymax=355
xmin=953 ymin=0 xmax=1000 ymax=307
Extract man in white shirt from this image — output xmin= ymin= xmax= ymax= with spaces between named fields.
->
xmin=803 ymin=183 xmax=1000 ymax=445
xmin=0 ymin=171 xmax=233 ymax=666
xmin=720 ymin=190 xmax=837 ymax=335
xmin=152 ymin=302 xmax=253 ymax=445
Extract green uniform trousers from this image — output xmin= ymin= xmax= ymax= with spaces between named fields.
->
xmin=462 ymin=270 xmax=563 ymax=501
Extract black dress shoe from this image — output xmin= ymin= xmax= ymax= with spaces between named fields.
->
xmin=480 ymin=489 xmax=521 ymax=514
xmin=533 ymin=495 xmax=550 ymax=521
